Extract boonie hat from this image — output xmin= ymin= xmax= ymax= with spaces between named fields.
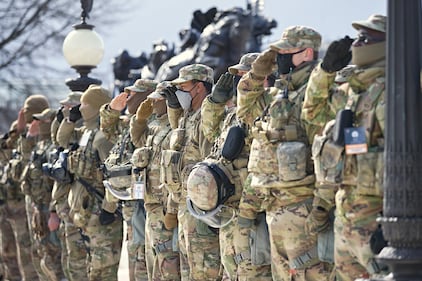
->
xmin=60 ymin=91 xmax=82 ymax=106
xmin=270 ymin=25 xmax=321 ymax=51
xmin=228 ymin=53 xmax=260 ymax=75
xmin=352 ymin=14 xmax=386 ymax=33
xmin=33 ymin=108 xmax=56 ymax=121
xmin=171 ymin=64 xmax=214 ymax=85
xmin=125 ymin=79 xmax=158 ymax=94
xmin=148 ymin=81 xmax=171 ymax=99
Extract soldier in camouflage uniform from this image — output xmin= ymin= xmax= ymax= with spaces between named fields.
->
xmin=11 ymin=95 xmax=51 ymax=280
xmin=60 ymin=85 xmax=123 ymax=281
xmin=236 ymin=26 xmax=333 ymax=281
xmin=21 ymin=108 xmax=66 ymax=281
xmin=0 ymin=121 xmax=21 ymax=280
xmin=130 ymin=81 xmax=181 ymax=280
xmin=160 ymin=64 xmax=219 ymax=281
xmin=302 ymin=15 xmax=388 ymax=281
xmin=50 ymin=91 xmax=89 ymax=281
xmin=190 ymin=53 xmax=273 ymax=280
xmin=100 ymin=79 xmax=157 ymax=281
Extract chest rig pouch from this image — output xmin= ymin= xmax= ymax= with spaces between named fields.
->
xmin=221 ymin=118 xmax=246 ymax=161
xmin=102 ymin=130 xmax=134 ymax=189
xmin=160 ymin=116 xmax=186 ymax=189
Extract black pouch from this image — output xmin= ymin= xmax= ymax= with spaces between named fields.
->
xmin=332 ymin=109 xmax=353 ymax=146
xmin=221 ymin=125 xmax=246 ymax=161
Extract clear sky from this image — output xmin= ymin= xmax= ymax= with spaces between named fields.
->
xmin=78 ymin=0 xmax=387 ymax=86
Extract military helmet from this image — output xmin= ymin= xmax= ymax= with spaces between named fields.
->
xmin=186 ymin=161 xmax=235 ymax=211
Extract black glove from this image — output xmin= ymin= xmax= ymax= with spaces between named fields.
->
xmin=99 ymin=209 xmax=115 ymax=225
xmin=210 ymin=72 xmax=235 ymax=104
xmin=370 ymin=225 xmax=388 ymax=254
xmin=160 ymin=85 xmax=181 ymax=109
xmin=321 ymin=36 xmax=354 ymax=73
xmin=56 ymin=107 xmax=64 ymax=123
xmin=69 ymin=104 xmax=82 ymax=123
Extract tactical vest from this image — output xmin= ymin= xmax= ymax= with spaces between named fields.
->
xmin=21 ymin=139 xmax=55 ymax=204
xmin=68 ymin=128 xmax=103 ymax=185
xmin=133 ymin=117 xmax=171 ymax=208
xmin=160 ymin=109 xmax=202 ymax=202
xmin=312 ymin=78 xmax=385 ymax=197
xmin=248 ymin=84 xmax=314 ymax=187
xmin=103 ymin=126 xmax=135 ymax=190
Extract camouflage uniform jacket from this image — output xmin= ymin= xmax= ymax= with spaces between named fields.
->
xmin=165 ymin=106 xmax=212 ymax=213
xmin=302 ymin=62 xmax=386 ymax=208
xmin=21 ymin=134 xmax=55 ymax=206
xmin=201 ymin=97 xmax=251 ymax=207
xmin=236 ymin=62 xmax=318 ymax=211
xmin=100 ymin=104 xmax=135 ymax=213
xmin=60 ymin=117 xmax=116 ymax=213
xmin=131 ymin=113 xmax=171 ymax=212
xmin=0 ymin=131 xmax=23 ymax=202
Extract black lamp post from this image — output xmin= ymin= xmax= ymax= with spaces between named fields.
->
xmin=62 ymin=0 xmax=103 ymax=92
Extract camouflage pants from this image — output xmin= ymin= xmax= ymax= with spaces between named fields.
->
xmin=83 ymin=211 xmax=123 ymax=281
xmin=5 ymin=200 xmax=38 ymax=280
xmin=146 ymin=206 xmax=180 ymax=281
xmin=64 ymin=221 xmax=89 ymax=281
xmin=179 ymin=206 xmax=222 ymax=281
xmin=267 ymin=198 xmax=331 ymax=281
xmin=129 ymin=200 xmax=148 ymax=281
xmin=0 ymin=205 xmax=21 ymax=281
xmin=334 ymin=189 xmax=383 ymax=281
xmin=221 ymin=215 xmax=272 ymax=281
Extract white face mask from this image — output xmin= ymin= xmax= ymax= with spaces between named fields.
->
xmin=175 ymin=90 xmax=192 ymax=110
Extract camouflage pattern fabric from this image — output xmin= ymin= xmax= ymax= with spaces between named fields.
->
xmin=201 ymin=98 xmax=272 ymax=280
xmin=1 ymin=133 xmax=38 ymax=280
xmin=163 ymin=106 xmax=219 ymax=281
xmin=147 ymin=207 xmax=181 ymax=280
xmin=52 ymin=115 xmax=90 ymax=281
xmin=20 ymin=135 xmax=66 ymax=281
xmin=67 ymin=117 xmax=123 ymax=281
xmin=303 ymin=61 xmax=386 ymax=280
xmin=130 ymin=110 xmax=174 ymax=280
xmin=236 ymin=60 xmax=333 ymax=280
xmin=0 ymin=206 xmax=20 ymax=280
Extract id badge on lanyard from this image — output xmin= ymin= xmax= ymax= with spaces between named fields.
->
xmin=344 ymin=126 xmax=367 ymax=155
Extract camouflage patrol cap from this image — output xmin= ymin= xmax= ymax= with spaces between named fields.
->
xmin=352 ymin=14 xmax=386 ymax=33
xmin=270 ymin=25 xmax=321 ymax=51
xmin=228 ymin=53 xmax=260 ymax=75
xmin=60 ymin=91 xmax=82 ymax=106
xmin=187 ymin=164 xmax=219 ymax=211
xmin=148 ymin=81 xmax=171 ymax=99
xmin=33 ymin=108 xmax=56 ymax=121
xmin=171 ymin=64 xmax=214 ymax=85
xmin=125 ymin=79 xmax=158 ymax=94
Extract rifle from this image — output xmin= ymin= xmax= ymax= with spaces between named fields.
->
xmin=77 ymin=177 xmax=123 ymax=218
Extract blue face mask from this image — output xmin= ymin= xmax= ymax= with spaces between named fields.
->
xmin=276 ymin=49 xmax=306 ymax=75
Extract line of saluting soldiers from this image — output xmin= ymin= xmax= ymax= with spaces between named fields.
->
xmin=0 ymin=13 xmax=389 ymax=281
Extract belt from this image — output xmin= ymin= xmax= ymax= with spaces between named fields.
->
xmin=154 ymin=240 xmax=173 ymax=254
